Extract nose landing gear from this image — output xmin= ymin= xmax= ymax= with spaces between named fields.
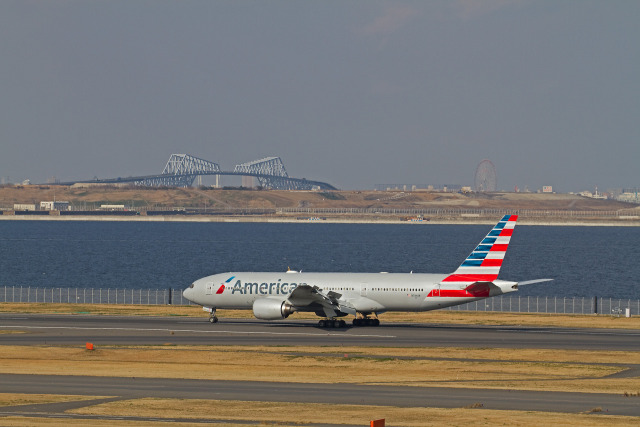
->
xmin=207 ymin=308 xmax=218 ymax=324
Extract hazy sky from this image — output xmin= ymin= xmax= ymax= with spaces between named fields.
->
xmin=1 ymin=1 xmax=638 ymax=192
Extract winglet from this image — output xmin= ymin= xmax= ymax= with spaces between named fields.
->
xmin=442 ymin=215 xmax=518 ymax=283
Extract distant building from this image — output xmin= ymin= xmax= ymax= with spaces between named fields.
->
xmin=241 ymin=176 xmax=256 ymax=188
xmin=579 ymin=187 xmax=607 ymax=199
xmin=100 ymin=204 xmax=128 ymax=211
xmin=616 ymin=189 xmax=639 ymax=203
xmin=373 ymin=184 xmax=461 ymax=192
xmin=542 ymin=186 xmax=553 ymax=193
xmin=40 ymin=201 xmax=70 ymax=211
xmin=14 ymin=203 xmax=36 ymax=211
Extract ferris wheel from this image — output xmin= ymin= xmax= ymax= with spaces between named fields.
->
xmin=474 ymin=159 xmax=497 ymax=192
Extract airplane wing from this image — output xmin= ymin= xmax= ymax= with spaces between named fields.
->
xmin=288 ymin=284 xmax=357 ymax=317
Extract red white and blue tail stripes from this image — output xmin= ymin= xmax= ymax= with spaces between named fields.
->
xmin=442 ymin=214 xmax=517 ymax=283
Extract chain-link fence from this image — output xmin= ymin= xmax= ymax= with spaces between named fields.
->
xmin=1 ymin=285 xmax=638 ymax=316
xmin=0 ymin=286 xmax=192 ymax=306
xmin=3 ymin=206 xmax=640 ymax=220
xmin=446 ymin=295 xmax=639 ymax=316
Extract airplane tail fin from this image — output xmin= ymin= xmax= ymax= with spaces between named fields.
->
xmin=443 ymin=214 xmax=518 ymax=283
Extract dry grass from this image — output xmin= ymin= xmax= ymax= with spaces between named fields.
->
xmin=1 ymin=185 xmax=634 ymax=212
xmin=69 ymin=398 xmax=639 ymax=426
xmin=0 ymin=303 xmax=200 ymax=317
xmin=2 ymin=302 xmax=639 ymax=329
xmin=0 ymin=417 xmax=211 ymax=426
xmin=1 ymin=345 xmax=638 ymax=394
xmin=0 ymin=393 xmax=102 ymax=407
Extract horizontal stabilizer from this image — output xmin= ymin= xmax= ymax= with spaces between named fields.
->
xmin=518 ymin=279 xmax=554 ymax=286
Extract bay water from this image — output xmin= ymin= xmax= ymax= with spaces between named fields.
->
xmin=0 ymin=221 xmax=637 ymax=299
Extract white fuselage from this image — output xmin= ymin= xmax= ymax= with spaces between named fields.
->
xmin=182 ymin=215 xmax=530 ymax=323
xmin=183 ymin=271 xmax=516 ymax=314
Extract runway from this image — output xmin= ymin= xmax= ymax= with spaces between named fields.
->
xmin=1 ymin=373 xmax=639 ymax=417
xmin=1 ymin=313 xmax=639 ymax=350
xmin=1 ymin=313 xmax=640 ymax=420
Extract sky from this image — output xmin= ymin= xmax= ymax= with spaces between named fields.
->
xmin=0 ymin=1 xmax=638 ymax=192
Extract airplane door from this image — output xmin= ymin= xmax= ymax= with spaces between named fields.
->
xmin=205 ymin=282 xmax=214 ymax=295
xmin=360 ymin=283 xmax=367 ymax=297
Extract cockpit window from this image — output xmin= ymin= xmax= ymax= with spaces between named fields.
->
xmin=189 ymin=283 xmax=195 ymax=288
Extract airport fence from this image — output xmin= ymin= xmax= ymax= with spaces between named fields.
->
xmin=0 ymin=286 xmax=191 ymax=306
xmin=445 ymin=295 xmax=639 ymax=316
xmin=0 ymin=285 xmax=638 ymax=316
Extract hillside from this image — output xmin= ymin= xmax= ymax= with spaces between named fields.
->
xmin=0 ymin=184 xmax=636 ymax=214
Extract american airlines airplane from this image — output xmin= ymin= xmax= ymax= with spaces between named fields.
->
xmin=183 ymin=215 xmax=551 ymax=327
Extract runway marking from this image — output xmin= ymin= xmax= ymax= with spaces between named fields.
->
xmin=497 ymin=329 xmax=640 ymax=336
xmin=0 ymin=325 xmax=395 ymax=339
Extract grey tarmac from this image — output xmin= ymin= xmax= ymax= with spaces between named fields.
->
xmin=1 ymin=373 xmax=639 ymax=417
xmin=1 ymin=314 xmax=640 ymax=420
xmin=1 ymin=313 xmax=639 ymax=350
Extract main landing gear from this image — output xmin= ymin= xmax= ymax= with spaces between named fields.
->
xmin=352 ymin=313 xmax=380 ymax=327
xmin=317 ymin=314 xmax=381 ymax=328
xmin=318 ymin=319 xmax=347 ymax=328
xmin=352 ymin=318 xmax=380 ymax=326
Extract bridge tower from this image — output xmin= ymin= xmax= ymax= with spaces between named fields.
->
xmin=135 ymin=154 xmax=220 ymax=187
xmin=233 ymin=157 xmax=293 ymax=190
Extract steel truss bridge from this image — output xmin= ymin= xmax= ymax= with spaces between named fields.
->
xmin=59 ymin=154 xmax=337 ymax=190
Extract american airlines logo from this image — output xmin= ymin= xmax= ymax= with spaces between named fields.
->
xmin=226 ymin=279 xmax=304 ymax=295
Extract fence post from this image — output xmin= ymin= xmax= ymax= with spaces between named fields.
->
xmin=594 ymin=296 xmax=598 ymax=314
xmin=168 ymin=288 xmax=172 ymax=305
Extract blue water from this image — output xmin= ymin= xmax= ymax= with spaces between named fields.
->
xmin=0 ymin=221 xmax=638 ymax=298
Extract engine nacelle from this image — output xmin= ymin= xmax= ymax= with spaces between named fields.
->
xmin=252 ymin=298 xmax=295 ymax=320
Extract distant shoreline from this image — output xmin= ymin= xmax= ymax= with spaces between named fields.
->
xmin=1 ymin=214 xmax=639 ymax=226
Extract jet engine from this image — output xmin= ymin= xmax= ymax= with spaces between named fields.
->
xmin=252 ymin=298 xmax=295 ymax=320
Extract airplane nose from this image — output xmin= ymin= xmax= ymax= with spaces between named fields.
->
xmin=183 ymin=284 xmax=195 ymax=301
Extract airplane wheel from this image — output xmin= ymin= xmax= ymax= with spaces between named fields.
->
xmin=372 ymin=319 xmax=380 ymax=326
xmin=352 ymin=318 xmax=360 ymax=326
xmin=339 ymin=320 xmax=346 ymax=328
xmin=318 ymin=320 xmax=326 ymax=328
xmin=209 ymin=316 xmax=218 ymax=324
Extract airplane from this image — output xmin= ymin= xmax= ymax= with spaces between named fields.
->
xmin=182 ymin=215 xmax=552 ymax=327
